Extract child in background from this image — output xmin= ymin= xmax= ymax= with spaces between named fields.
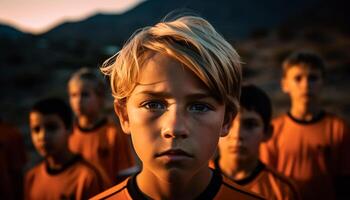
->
xmin=212 ymin=84 xmax=300 ymax=200
xmin=25 ymin=97 xmax=103 ymax=200
xmin=68 ymin=68 xmax=136 ymax=185
xmin=92 ymin=15 xmax=264 ymax=200
xmin=260 ymin=51 xmax=350 ymax=200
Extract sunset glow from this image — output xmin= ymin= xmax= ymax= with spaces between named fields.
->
xmin=0 ymin=0 xmax=144 ymax=34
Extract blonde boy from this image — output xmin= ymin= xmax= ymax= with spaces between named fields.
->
xmin=91 ymin=16 xmax=264 ymax=199
xmin=68 ymin=68 xmax=136 ymax=185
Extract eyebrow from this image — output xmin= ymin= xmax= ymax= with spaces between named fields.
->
xmin=135 ymin=91 xmax=218 ymax=101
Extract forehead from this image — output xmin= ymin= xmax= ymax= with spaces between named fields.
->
xmin=29 ymin=112 xmax=63 ymax=125
xmin=285 ymin=65 xmax=322 ymax=77
xmin=133 ymin=53 xmax=211 ymax=96
xmin=69 ymin=79 xmax=96 ymax=90
xmin=237 ymin=108 xmax=263 ymax=121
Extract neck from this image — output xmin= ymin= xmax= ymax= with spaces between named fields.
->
xmin=77 ymin=113 xmax=104 ymax=129
xmin=219 ymin=156 xmax=258 ymax=181
xmin=290 ymin=101 xmax=322 ymax=121
xmin=46 ymin=150 xmax=75 ymax=171
xmin=136 ymin=166 xmax=212 ymax=200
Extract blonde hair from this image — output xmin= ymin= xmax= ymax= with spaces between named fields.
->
xmin=101 ymin=15 xmax=242 ymax=113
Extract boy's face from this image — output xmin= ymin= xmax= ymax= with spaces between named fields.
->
xmin=68 ymin=80 xmax=102 ymax=117
xmin=282 ymin=65 xmax=323 ymax=105
xmin=29 ymin=112 xmax=69 ymax=157
xmin=218 ymin=109 xmax=266 ymax=163
xmin=115 ymin=53 xmax=231 ymax=180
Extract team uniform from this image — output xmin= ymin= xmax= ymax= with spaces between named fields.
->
xmin=25 ymin=155 xmax=104 ymax=200
xmin=69 ymin=117 xmax=136 ymax=185
xmin=0 ymin=122 xmax=26 ymax=200
xmin=260 ymin=112 xmax=350 ymax=200
xmin=90 ymin=169 xmax=265 ymax=200
xmin=210 ymin=159 xmax=300 ymax=200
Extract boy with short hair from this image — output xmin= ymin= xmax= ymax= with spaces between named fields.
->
xmin=260 ymin=51 xmax=350 ymax=200
xmin=91 ymin=15 xmax=264 ymax=199
xmin=68 ymin=68 xmax=137 ymax=185
xmin=25 ymin=97 xmax=104 ymax=200
xmin=212 ymin=84 xmax=300 ymax=200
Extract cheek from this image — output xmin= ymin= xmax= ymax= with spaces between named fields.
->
xmin=130 ymin=133 xmax=155 ymax=163
xmin=218 ymin=137 xmax=230 ymax=151
xmin=246 ymin=131 xmax=264 ymax=151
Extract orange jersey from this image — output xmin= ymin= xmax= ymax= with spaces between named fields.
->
xmin=209 ymin=159 xmax=300 ymax=200
xmin=25 ymin=155 xmax=103 ymax=200
xmin=90 ymin=170 xmax=265 ymax=200
xmin=0 ymin=122 xmax=26 ymax=200
xmin=260 ymin=112 xmax=350 ymax=200
xmin=69 ymin=118 xmax=136 ymax=184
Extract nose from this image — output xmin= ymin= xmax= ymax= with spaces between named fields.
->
xmin=300 ymin=77 xmax=310 ymax=91
xmin=161 ymin=106 xmax=189 ymax=139
xmin=36 ymin=129 xmax=47 ymax=142
xmin=227 ymin=119 xmax=243 ymax=140
xmin=77 ymin=95 xmax=83 ymax=105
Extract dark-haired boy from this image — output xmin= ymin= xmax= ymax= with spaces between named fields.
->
xmin=25 ymin=98 xmax=104 ymax=200
xmin=212 ymin=84 xmax=300 ymax=200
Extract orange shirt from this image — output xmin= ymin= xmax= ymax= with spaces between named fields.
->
xmin=69 ymin=118 xmax=136 ymax=185
xmin=260 ymin=112 xmax=350 ymax=200
xmin=90 ymin=170 xmax=265 ymax=200
xmin=25 ymin=155 xmax=104 ymax=200
xmin=0 ymin=122 xmax=26 ymax=200
xmin=210 ymin=159 xmax=300 ymax=200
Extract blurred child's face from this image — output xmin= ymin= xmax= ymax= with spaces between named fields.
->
xmin=282 ymin=65 xmax=323 ymax=105
xmin=29 ymin=112 xmax=68 ymax=157
xmin=116 ymin=53 xmax=231 ymax=181
xmin=68 ymin=80 xmax=102 ymax=117
xmin=218 ymin=109 xmax=265 ymax=163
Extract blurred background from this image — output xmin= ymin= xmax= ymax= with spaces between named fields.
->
xmin=0 ymin=0 xmax=349 ymax=165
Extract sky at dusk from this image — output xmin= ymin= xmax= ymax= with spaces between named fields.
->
xmin=0 ymin=0 xmax=145 ymax=34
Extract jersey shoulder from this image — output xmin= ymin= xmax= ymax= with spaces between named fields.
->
xmin=217 ymin=176 xmax=265 ymax=200
xmin=90 ymin=178 xmax=129 ymax=200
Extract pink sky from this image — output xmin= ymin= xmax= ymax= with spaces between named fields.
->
xmin=0 ymin=0 xmax=144 ymax=34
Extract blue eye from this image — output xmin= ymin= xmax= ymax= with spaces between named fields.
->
xmin=188 ymin=103 xmax=212 ymax=113
xmin=143 ymin=101 xmax=166 ymax=111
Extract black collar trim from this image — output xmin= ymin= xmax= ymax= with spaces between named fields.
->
xmin=126 ymin=169 xmax=222 ymax=200
xmin=234 ymin=160 xmax=265 ymax=185
xmin=45 ymin=155 xmax=81 ymax=175
xmin=214 ymin=158 xmax=265 ymax=186
xmin=287 ymin=110 xmax=325 ymax=124
xmin=76 ymin=117 xmax=107 ymax=132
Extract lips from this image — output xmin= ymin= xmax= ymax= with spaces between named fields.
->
xmin=156 ymin=149 xmax=193 ymax=158
xmin=228 ymin=146 xmax=247 ymax=153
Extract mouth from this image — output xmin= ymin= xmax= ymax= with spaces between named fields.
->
xmin=156 ymin=149 xmax=193 ymax=158
xmin=228 ymin=146 xmax=247 ymax=153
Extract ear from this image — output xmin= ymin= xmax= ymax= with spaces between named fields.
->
xmin=221 ymin=110 xmax=235 ymax=137
xmin=281 ymin=78 xmax=289 ymax=93
xmin=262 ymin=124 xmax=273 ymax=142
xmin=114 ymin=101 xmax=131 ymax=134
